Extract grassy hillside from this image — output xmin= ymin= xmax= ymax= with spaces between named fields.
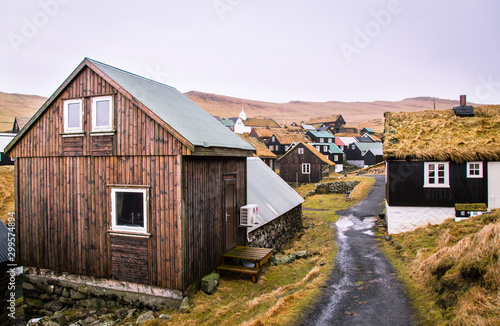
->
xmin=0 ymin=166 xmax=14 ymax=225
xmin=378 ymin=211 xmax=500 ymax=325
xmin=0 ymin=92 xmax=45 ymax=131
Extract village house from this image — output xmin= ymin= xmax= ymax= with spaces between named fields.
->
xmin=363 ymin=148 xmax=384 ymax=166
xmin=0 ymin=133 xmax=15 ymax=165
xmin=306 ymin=115 xmax=346 ymax=134
xmin=309 ymin=142 xmax=344 ymax=172
xmin=360 ymin=127 xmax=375 ymax=135
xmin=240 ymin=135 xmax=277 ymax=170
xmin=334 ymin=136 xmax=357 ymax=152
xmin=5 ymin=58 xmax=257 ymax=308
xmin=278 ymin=142 xmax=335 ymax=183
xmin=248 ymin=127 xmax=275 ymax=143
xmin=345 ymin=142 xmax=383 ymax=168
xmin=340 ymin=125 xmax=359 ymax=134
xmin=11 ymin=116 xmax=31 ymax=133
xmin=233 ymin=108 xmax=281 ymax=135
xmin=384 ymin=99 xmax=500 ymax=234
xmin=266 ymin=129 xmax=309 ymax=156
xmin=306 ymin=130 xmax=335 ymax=143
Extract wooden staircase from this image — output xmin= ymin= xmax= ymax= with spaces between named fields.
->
xmin=216 ymin=246 xmax=273 ymax=283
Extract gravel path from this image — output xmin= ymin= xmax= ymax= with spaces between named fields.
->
xmin=299 ymin=175 xmax=417 ymax=326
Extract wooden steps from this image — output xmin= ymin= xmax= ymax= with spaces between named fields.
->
xmin=216 ymin=265 xmax=260 ymax=283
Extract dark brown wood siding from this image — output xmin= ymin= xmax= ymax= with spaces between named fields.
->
xmin=182 ymin=157 xmax=247 ymax=289
xmin=279 ymin=145 xmax=324 ymax=183
xmin=15 ymin=155 xmax=184 ymax=289
xmin=9 ymin=67 xmax=191 ymax=159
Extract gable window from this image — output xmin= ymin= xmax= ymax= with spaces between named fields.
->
xmin=92 ymin=96 xmax=113 ymax=131
xmin=298 ymin=148 xmax=304 ymax=154
xmin=111 ymin=188 xmax=148 ymax=234
xmin=467 ymin=162 xmax=483 ymax=178
xmin=424 ymin=162 xmax=450 ymax=188
xmin=64 ymin=99 xmax=83 ymax=133
xmin=302 ymin=163 xmax=310 ymax=174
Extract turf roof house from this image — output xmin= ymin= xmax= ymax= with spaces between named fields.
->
xmin=384 ymin=103 xmax=500 ymax=234
xmin=307 ymin=115 xmax=346 ymax=134
xmin=266 ymin=130 xmax=309 ymax=156
xmin=5 ymin=58 xmax=255 ymax=307
xmin=278 ymin=142 xmax=335 ymax=183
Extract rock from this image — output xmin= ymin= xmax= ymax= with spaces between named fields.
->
xmin=68 ymin=320 xmax=88 ymax=326
xmin=126 ymin=308 xmax=137 ymax=319
xmin=22 ymin=282 xmax=41 ymax=293
xmin=158 ymin=314 xmax=171 ymax=321
xmin=179 ymin=297 xmax=190 ymax=313
xmin=38 ymin=317 xmax=62 ymax=326
xmin=80 ymin=298 xmax=106 ymax=309
xmin=40 ymin=309 xmax=54 ymax=316
xmin=201 ymin=273 xmax=220 ymax=295
xmin=25 ymin=297 xmax=45 ymax=309
xmin=40 ymin=293 xmax=52 ymax=301
xmin=44 ymin=300 xmax=64 ymax=312
xmin=51 ymin=311 xmax=68 ymax=326
xmin=296 ymin=250 xmax=307 ymax=259
xmin=59 ymin=297 xmax=74 ymax=305
xmin=280 ymin=253 xmax=297 ymax=265
xmin=61 ymin=288 xmax=71 ymax=298
xmin=70 ymin=290 xmax=87 ymax=300
xmin=136 ymin=311 xmax=155 ymax=324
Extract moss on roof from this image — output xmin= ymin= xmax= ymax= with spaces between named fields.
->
xmin=384 ymin=105 xmax=500 ymax=162
xmin=239 ymin=135 xmax=277 ymax=159
xmin=244 ymin=118 xmax=281 ymax=128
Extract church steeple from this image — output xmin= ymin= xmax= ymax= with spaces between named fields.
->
xmin=239 ymin=106 xmax=247 ymax=121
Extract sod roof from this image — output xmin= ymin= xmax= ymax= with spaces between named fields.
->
xmin=383 ymin=105 xmax=500 ymax=162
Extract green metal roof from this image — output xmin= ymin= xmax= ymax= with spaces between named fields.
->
xmin=355 ymin=142 xmax=383 ymax=151
xmin=88 ymin=59 xmax=253 ymax=151
xmin=307 ymin=130 xmax=335 ymax=138
xmin=309 ymin=143 xmax=343 ymax=154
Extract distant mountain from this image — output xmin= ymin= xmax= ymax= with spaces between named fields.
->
xmin=0 ymin=92 xmax=46 ymax=132
xmin=0 ymin=90 xmax=470 ymax=133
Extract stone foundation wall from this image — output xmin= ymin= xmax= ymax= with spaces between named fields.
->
xmin=247 ymin=204 xmax=302 ymax=252
xmin=21 ymin=267 xmax=183 ymax=319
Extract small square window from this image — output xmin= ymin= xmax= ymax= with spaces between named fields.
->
xmin=64 ymin=99 xmax=83 ymax=133
xmin=92 ymin=96 xmax=113 ymax=131
xmin=269 ymin=145 xmax=274 ymax=151
xmin=302 ymin=163 xmax=310 ymax=174
xmin=424 ymin=162 xmax=450 ymax=188
xmin=467 ymin=162 xmax=483 ymax=178
xmin=111 ymin=188 xmax=148 ymax=234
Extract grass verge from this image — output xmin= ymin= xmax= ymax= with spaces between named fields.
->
xmin=377 ymin=210 xmax=500 ymax=325
xmin=0 ymin=165 xmax=15 ymax=225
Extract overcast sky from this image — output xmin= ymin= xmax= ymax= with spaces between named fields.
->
xmin=1 ymin=0 xmax=499 ymax=104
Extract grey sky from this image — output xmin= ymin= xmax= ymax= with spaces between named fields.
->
xmin=1 ymin=0 xmax=499 ymax=104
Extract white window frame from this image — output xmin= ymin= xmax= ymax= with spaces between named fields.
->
xmin=302 ymin=163 xmax=311 ymax=174
xmin=315 ymin=146 xmax=320 ymax=151
xmin=285 ymin=145 xmax=289 ymax=151
xmin=319 ymin=138 xmax=324 ymax=143
xmin=111 ymin=187 xmax=148 ymax=234
xmin=298 ymin=148 xmax=304 ymax=154
xmin=328 ymin=138 xmax=332 ymax=143
xmin=323 ymin=146 xmax=328 ymax=152
xmin=92 ymin=96 xmax=113 ymax=131
xmin=467 ymin=162 xmax=483 ymax=178
xmin=334 ymin=155 xmax=339 ymax=161
xmin=269 ymin=145 xmax=274 ymax=151
xmin=64 ymin=99 xmax=83 ymax=133
xmin=424 ymin=162 xmax=450 ymax=188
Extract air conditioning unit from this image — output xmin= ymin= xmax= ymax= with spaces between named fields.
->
xmin=240 ymin=204 xmax=258 ymax=227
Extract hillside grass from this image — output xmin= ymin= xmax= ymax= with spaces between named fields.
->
xmin=0 ymin=165 xmax=15 ymax=225
xmin=377 ymin=210 xmax=500 ymax=325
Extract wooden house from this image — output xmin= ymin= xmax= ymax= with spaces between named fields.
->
xmin=384 ymin=104 xmax=500 ymax=234
xmin=334 ymin=136 xmax=357 ymax=152
xmin=240 ymin=135 xmax=277 ymax=170
xmin=340 ymin=125 xmax=358 ymax=134
xmin=310 ymin=143 xmax=344 ymax=172
xmin=307 ymin=115 xmax=346 ymax=134
xmin=363 ymin=148 xmax=384 ymax=166
xmin=345 ymin=142 xmax=382 ymax=168
xmin=248 ymin=128 xmax=275 ymax=143
xmin=0 ymin=133 xmax=15 ymax=165
xmin=360 ymin=127 xmax=375 ymax=135
xmin=277 ymin=142 xmax=335 ymax=183
xmin=5 ymin=58 xmax=255 ymax=303
xmin=306 ymin=130 xmax=335 ymax=143
xmin=266 ymin=130 xmax=309 ymax=156
xmin=11 ymin=117 xmax=31 ymax=134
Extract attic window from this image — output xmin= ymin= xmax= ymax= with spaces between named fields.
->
xmin=64 ymin=99 xmax=83 ymax=133
xmin=424 ymin=162 xmax=450 ymax=188
xmin=92 ymin=96 xmax=113 ymax=131
xmin=298 ymin=148 xmax=304 ymax=154
xmin=111 ymin=188 xmax=148 ymax=234
xmin=467 ymin=162 xmax=483 ymax=178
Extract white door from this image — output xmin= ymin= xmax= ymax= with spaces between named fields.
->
xmin=488 ymin=162 xmax=500 ymax=209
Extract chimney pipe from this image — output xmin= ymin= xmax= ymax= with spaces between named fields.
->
xmin=460 ymin=95 xmax=466 ymax=106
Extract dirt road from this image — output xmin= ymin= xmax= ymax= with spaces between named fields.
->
xmin=299 ymin=175 xmax=417 ymax=326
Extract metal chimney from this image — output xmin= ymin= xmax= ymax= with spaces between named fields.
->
xmin=454 ymin=95 xmax=474 ymax=117
xmin=460 ymin=95 xmax=466 ymax=106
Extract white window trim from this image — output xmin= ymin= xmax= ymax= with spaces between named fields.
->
xmin=111 ymin=188 xmax=148 ymax=234
xmin=334 ymin=155 xmax=338 ymax=161
xmin=64 ymin=99 xmax=83 ymax=133
xmin=323 ymin=146 xmax=328 ymax=152
xmin=302 ymin=163 xmax=311 ymax=174
xmin=92 ymin=96 xmax=113 ymax=131
xmin=467 ymin=162 xmax=483 ymax=178
xmin=424 ymin=162 xmax=450 ymax=188
xmin=269 ymin=145 xmax=274 ymax=151
xmin=298 ymin=148 xmax=304 ymax=154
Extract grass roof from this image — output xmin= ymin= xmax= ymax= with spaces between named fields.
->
xmin=384 ymin=105 xmax=500 ymax=163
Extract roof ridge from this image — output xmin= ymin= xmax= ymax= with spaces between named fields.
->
xmin=86 ymin=57 xmax=177 ymax=91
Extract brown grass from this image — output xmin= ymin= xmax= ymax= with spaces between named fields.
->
xmin=384 ymin=105 xmax=500 ymax=162
xmin=0 ymin=166 xmax=15 ymax=224
xmin=378 ymin=210 xmax=500 ymax=325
